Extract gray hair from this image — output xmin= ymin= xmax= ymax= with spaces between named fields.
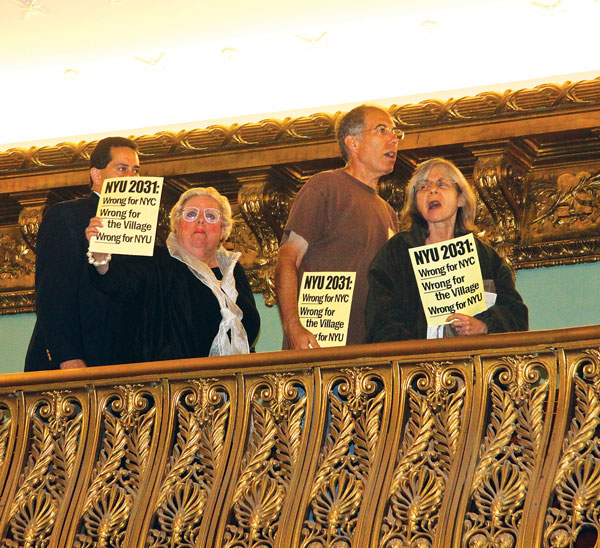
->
xmin=170 ymin=186 xmax=233 ymax=242
xmin=336 ymin=105 xmax=390 ymax=162
xmin=400 ymin=157 xmax=478 ymax=233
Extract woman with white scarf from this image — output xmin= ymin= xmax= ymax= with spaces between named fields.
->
xmin=85 ymin=187 xmax=260 ymax=363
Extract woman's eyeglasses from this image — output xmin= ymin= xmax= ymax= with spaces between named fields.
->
xmin=415 ymin=178 xmax=457 ymax=193
xmin=182 ymin=206 xmax=221 ymax=224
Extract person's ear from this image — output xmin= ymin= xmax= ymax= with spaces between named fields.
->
xmin=345 ymin=134 xmax=359 ymax=155
xmin=90 ymin=168 xmax=102 ymax=190
xmin=457 ymin=191 xmax=466 ymax=207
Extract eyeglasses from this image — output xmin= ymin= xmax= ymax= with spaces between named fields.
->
xmin=182 ymin=206 xmax=221 ymax=224
xmin=358 ymin=126 xmax=405 ymax=140
xmin=414 ymin=178 xmax=457 ymax=193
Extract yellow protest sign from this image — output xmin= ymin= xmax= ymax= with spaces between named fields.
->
xmin=90 ymin=177 xmax=164 ymax=256
xmin=298 ymin=272 xmax=356 ymax=347
xmin=409 ymin=233 xmax=486 ymax=326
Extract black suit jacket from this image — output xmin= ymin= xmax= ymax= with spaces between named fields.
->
xmin=25 ymin=193 xmax=123 ymax=372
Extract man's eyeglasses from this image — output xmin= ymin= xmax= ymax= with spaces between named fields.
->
xmin=358 ymin=126 xmax=405 ymax=139
xmin=414 ymin=178 xmax=457 ymax=193
xmin=182 ymin=206 xmax=221 ymax=224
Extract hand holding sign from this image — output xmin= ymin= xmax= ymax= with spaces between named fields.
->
xmin=409 ymin=233 xmax=487 ymax=326
xmin=89 ymin=177 xmax=164 ymax=257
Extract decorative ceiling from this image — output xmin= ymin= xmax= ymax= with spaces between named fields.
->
xmin=1 ymin=0 xmax=599 ymax=148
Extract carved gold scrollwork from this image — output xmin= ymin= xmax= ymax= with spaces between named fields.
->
xmin=1 ymin=391 xmax=82 ymax=547
xmin=74 ymin=384 xmax=155 ymax=548
xmin=543 ymin=349 xmax=600 ymax=548
xmin=470 ymin=149 xmax=525 ymax=250
xmin=462 ymin=355 xmax=549 ymax=548
xmin=144 ymin=378 xmax=230 ymax=547
xmin=379 ymin=361 xmax=465 ymax=548
xmin=223 ymin=372 xmax=306 ymax=548
xmin=0 ymin=231 xmax=35 ymax=281
xmin=18 ymin=205 xmax=44 ymax=253
xmin=231 ymin=171 xmax=295 ymax=305
xmin=299 ymin=367 xmax=384 ymax=548
xmin=13 ymin=190 xmax=52 ymax=253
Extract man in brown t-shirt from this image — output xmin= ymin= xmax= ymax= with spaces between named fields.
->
xmin=275 ymin=105 xmax=400 ymax=349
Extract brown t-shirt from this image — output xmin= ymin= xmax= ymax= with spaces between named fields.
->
xmin=283 ymin=169 xmax=398 ymax=346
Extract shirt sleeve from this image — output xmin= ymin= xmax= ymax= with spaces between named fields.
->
xmin=283 ymin=180 xmax=328 ymax=246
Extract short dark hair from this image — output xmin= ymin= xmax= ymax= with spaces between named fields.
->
xmin=90 ymin=137 xmax=137 ymax=170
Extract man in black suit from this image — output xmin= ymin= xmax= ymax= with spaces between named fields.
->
xmin=25 ymin=137 xmax=140 ymax=371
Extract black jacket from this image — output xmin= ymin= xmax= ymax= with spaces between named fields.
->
xmin=25 ymin=193 xmax=124 ymax=371
xmin=89 ymin=246 xmax=261 ymax=363
xmin=365 ymin=224 xmax=528 ymax=342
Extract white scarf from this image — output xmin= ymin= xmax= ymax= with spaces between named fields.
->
xmin=166 ymin=233 xmax=250 ymax=356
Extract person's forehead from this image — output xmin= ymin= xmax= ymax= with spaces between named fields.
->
xmin=426 ymin=164 xmax=453 ymax=180
xmin=108 ymin=146 xmax=138 ymax=164
xmin=363 ymin=108 xmax=393 ymax=127
xmin=184 ymin=195 xmax=219 ymax=209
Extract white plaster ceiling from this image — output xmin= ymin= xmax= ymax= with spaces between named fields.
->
xmin=1 ymin=0 xmax=599 ymax=148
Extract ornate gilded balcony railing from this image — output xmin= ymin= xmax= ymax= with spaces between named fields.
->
xmin=1 ymin=325 xmax=600 ymax=547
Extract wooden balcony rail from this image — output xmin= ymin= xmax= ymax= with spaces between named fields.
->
xmin=1 ymin=325 xmax=600 ymax=548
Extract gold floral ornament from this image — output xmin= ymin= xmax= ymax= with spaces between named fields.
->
xmin=530 ymin=172 xmax=600 ymax=233
xmin=145 ymin=379 xmax=229 ymax=547
xmin=74 ymin=385 xmax=155 ymax=548
xmin=223 ymin=373 xmax=306 ymax=547
xmin=300 ymin=368 xmax=384 ymax=548
xmin=462 ymin=355 xmax=549 ymax=547
xmin=544 ymin=350 xmax=600 ymax=548
xmin=1 ymin=390 xmax=82 ymax=547
xmin=380 ymin=361 xmax=465 ymax=548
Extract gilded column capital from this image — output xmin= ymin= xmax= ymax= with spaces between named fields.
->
xmin=13 ymin=190 xmax=52 ymax=253
xmin=466 ymin=141 xmax=533 ymax=262
xmin=230 ymin=168 xmax=296 ymax=306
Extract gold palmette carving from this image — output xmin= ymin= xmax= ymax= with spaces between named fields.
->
xmin=1 ymin=390 xmax=82 ymax=547
xmin=379 ymin=361 xmax=466 ymax=548
xmin=144 ymin=378 xmax=230 ymax=547
xmin=223 ymin=373 xmax=306 ymax=548
xmin=73 ymin=384 xmax=156 ymax=548
xmin=543 ymin=349 xmax=600 ymax=548
xmin=4 ymin=331 xmax=600 ymax=546
xmin=462 ymin=355 xmax=549 ymax=548
xmin=299 ymin=367 xmax=384 ymax=548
